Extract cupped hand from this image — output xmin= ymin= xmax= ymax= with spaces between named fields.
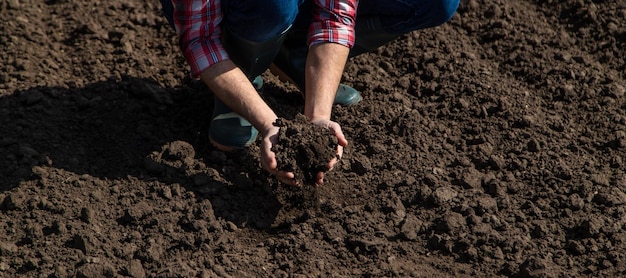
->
xmin=259 ymin=125 xmax=299 ymax=186
xmin=310 ymin=119 xmax=348 ymax=185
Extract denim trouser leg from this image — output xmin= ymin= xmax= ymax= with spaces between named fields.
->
xmin=356 ymin=0 xmax=460 ymax=33
xmin=293 ymin=0 xmax=460 ymax=34
xmin=160 ymin=0 xmax=175 ymax=28
xmin=160 ymin=0 xmax=302 ymax=41
xmin=161 ymin=0 xmax=459 ymax=40
xmin=221 ymin=0 xmax=303 ymax=41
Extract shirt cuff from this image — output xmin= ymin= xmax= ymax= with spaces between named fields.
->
xmin=308 ymin=21 xmax=355 ymax=48
xmin=182 ymin=37 xmax=230 ymax=78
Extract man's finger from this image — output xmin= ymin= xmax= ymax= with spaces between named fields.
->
xmin=276 ymin=171 xmax=298 ymax=187
xmin=316 ymin=173 xmax=324 ymax=185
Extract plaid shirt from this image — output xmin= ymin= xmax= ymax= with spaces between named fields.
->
xmin=172 ymin=0 xmax=358 ymax=77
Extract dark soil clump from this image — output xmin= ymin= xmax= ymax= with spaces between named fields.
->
xmin=272 ymin=114 xmax=338 ymax=185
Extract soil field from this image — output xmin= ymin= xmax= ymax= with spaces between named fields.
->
xmin=1 ymin=0 xmax=625 ymax=277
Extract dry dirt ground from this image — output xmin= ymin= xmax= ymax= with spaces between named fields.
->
xmin=1 ymin=0 xmax=625 ymax=277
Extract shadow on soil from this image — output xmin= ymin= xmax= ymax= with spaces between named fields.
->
xmin=0 ymin=75 xmax=300 ymax=229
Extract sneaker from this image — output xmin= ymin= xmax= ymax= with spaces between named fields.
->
xmin=209 ymin=98 xmax=258 ymax=151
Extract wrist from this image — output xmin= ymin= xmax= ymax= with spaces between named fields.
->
xmin=258 ymin=120 xmax=279 ymax=137
xmin=304 ymin=98 xmax=333 ymax=121
xmin=305 ymin=114 xmax=331 ymax=123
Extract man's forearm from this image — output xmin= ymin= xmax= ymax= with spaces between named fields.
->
xmin=304 ymin=43 xmax=350 ymax=121
xmin=200 ymin=59 xmax=278 ymax=136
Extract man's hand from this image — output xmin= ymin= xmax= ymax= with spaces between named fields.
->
xmin=310 ymin=119 xmax=348 ymax=185
xmin=259 ymin=120 xmax=348 ymax=186
xmin=260 ymin=125 xmax=298 ymax=186
xmin=302 ymin=42 xmax=350 ymax=185
xmin=263 ymin=42 xmax=350 ymax=186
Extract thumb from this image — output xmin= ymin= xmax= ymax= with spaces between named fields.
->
xmin=329 ymin=122 xmax=348 ymax=147
xmin=260 ymin=141 xmax=278 ymax=171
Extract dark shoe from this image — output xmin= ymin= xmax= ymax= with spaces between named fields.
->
xmin=335 ymin=83 xmax=363 ymax=106
xmin=271 ymin=31 xmax=363 ymax=106
xmin=209 ymin=98 xmax=258 ymax=151
xmin=269 ymin=61 xmax=363 ymax=106
xmin=252 ymin=75 xmax=263 ymax=91
xmin=208 ymin=74 xmax=263 ymax=150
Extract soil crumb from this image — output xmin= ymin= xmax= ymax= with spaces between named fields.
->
xmin=272 ymin=114 xmax=338 ymax=185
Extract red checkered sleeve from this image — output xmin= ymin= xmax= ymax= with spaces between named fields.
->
xmin=309 ymin=0 xmax=358 ymax=48
xmin=172 ymin=0 xmax=229 ymax=78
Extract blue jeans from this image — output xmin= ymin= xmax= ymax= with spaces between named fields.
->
xmin=160 ymin=0 xmax=459 ymax=41
xmin=358 ymin=0 xmax=459 ymax=33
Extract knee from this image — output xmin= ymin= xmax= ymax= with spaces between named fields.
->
xmin=226 ymin=3 xmax=298 ymax=41
xmin=432 ymin=0 xmax=460 ymax=25
xmin=256 ymin=8 xmax=298 ymax=34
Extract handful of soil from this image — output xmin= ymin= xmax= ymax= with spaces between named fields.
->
xmin=272 ymin=114 xmax=339 ymax=185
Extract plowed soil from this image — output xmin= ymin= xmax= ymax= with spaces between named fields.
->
xmin=1 ymin=0 xmax=625 ymax=277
